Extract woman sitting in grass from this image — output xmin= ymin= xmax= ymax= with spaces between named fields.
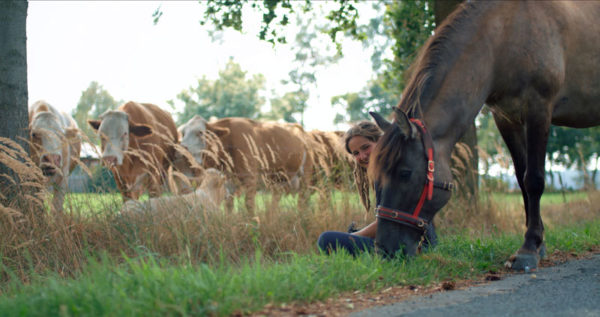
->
xmin=317 ymin=120 xmax=437 ymax=256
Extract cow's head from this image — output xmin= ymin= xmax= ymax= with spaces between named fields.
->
xmin=30 ymin=111 xmax=76 ymax=177
xmin=178 ymin=115 xmax=229 ymax=165
xmin=88 ymin=110 xmax=152 ymax=167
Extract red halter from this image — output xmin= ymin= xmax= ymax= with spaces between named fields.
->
xmin=376 ymin=118 xmax=453 ymax=230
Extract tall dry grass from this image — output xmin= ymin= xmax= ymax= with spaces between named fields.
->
xmin=1 ymin=133 xmax=598 ymax=286
xmin=0 ymin=137 xmax=86 ymax=281
xmin=0 ymin=133 xmax=367 ymax=282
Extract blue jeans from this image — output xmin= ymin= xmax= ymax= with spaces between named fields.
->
xmin=317 ymin=231 xmax=375 ymax=256
xmin=317 ymin=224 xmax=438 ymax=256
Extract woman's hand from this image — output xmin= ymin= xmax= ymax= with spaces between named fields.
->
xmin=351 ymin=220 xmax=377 ymax=239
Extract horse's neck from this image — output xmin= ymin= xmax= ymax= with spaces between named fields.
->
xmin=417 ymin=4 xmax=502 ymax=175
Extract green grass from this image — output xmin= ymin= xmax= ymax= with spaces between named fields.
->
xmin=1 ymin=218 xmax=599 ymax=316
xmin=61 ymin=189 xmax=363 ymax=215
xmin=61 ymin=190 xmax=586 ymax=217
xmin=489 ymin=191 xmax=589 ymax=207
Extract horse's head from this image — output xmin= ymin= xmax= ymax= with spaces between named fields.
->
xmin=369 ymin=109 xmax=453 ymax=258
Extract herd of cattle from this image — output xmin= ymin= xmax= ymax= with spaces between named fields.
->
xmin=28 ymin=100 xmax=354 ymax=214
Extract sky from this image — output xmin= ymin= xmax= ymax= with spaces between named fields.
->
xmin=27 ymin=1 xmax=378 ymax=131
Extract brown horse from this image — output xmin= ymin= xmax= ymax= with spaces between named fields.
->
xmin=369 ymin=1 xmax=600 ymax=270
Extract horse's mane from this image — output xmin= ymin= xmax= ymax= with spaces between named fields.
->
xmin=370 ymin=1 xmax=484 ymax=182
xmin=399 ymin=1 xmax=482 ymax=117
xmin=368 ymin=123 xmax=407 ymax=184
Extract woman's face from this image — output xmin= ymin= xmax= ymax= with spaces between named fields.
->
xmin=348 ymin=135 xmax=375 ymax=168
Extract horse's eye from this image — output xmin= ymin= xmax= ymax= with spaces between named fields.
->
xmin=397 ymin=170 xmax=412 ymax=179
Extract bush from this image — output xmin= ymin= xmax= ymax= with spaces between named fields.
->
xmin=88 ymin=165 xmax=117 ymax=193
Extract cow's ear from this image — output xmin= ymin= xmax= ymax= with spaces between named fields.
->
xmin=88 ymin=119 xmax=101 ymax=131
xmin=210 ymin=126 xmax=230 ymax=137
xmin=65 ymin=128 xmax=79 ymax=139
xmin=130 ymin=124 xmax=153 ymax=137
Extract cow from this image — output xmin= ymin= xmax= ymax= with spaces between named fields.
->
xmin=121 ymin=168 xmax=227 ymax=214
xmin=28 ymin=100 xmax=81 ymax=212
xmin=307 ymin=129 xmax=354 ymax=190
xmin=178 ymin=115 xmax=313 ymax=213
xmin=87 ymin=101 xmax=178 ymax=200
xmin=170 ymin=119 xmax=215 ymax=195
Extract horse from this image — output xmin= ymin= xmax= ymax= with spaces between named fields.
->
xmin=368 ymin=1 xmax=600 ymax=271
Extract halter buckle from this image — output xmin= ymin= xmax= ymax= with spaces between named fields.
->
xmin=428 ymin=160 xmax=435 ymax=172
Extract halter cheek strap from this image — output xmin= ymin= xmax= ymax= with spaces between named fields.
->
xmin=376 ymin=118 xmax=454 ymax=231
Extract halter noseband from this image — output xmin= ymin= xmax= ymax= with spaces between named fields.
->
xmin=376 ymin=118 xmax=454 ymax=232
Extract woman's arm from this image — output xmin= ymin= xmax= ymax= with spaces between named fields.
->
xmin=351 ymin=219 xmax=377 ymax=239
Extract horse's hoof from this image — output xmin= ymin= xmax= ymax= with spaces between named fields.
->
xmin=538 ymin=243 xmax=546 ymax=258
xmin=504 ymin=243 xmax=546 ymax=271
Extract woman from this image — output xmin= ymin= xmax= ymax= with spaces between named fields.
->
xmin=317 ymin=120 xmax=437 ymax=256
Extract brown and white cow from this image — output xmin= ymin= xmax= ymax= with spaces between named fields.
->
xmin=170 ymin=116 xmax=217 ymax=194
xmin=29 ymin=100 xmax=81 ymax=212
xmin=88 ymin=101 xmax=178 ymax=200
xmin=178 ymin=115 xmax=313 ymax=212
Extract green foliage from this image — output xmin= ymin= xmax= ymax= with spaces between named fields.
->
xmin=330 ymin=1 xmax=435 ymax=122
xmin=324 ymin=1 xmax=365 ymax=52
xmin=332 ymin=74 xmax=397 ymax=123
xmin=72 ymin=81 xmax=121 ymax=143
xmin=265 ymin=91 xmax=307 ymax=123
xmin=173 ymin=58 xmax=266 ymax=125
xmin=381 ymin=0 xmax=435 ymax=92
xmin=176 ymin=0 xmax=362 ymax=48
xmin=547 ymin=125 xmax=600 ymax=184
xmin=200 ymin=0 xmax=299 ymax=45
xmin=275 ymin=12 xmax=341 ymax=125
xmin=162 ymin=0 xmax=435 ymax=126
xmin=88 ymin=165 xmax=117 ymax=193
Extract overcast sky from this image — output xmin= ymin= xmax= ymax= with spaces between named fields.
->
xmin=27 ymin=1 xmax=378 ymax=131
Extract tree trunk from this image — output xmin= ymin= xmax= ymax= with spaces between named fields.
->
xmin=0 ymin=0 xmax=29 ymax=200
xmin=434 ymin=0 xmax=463 ymax=24
xmin=434 ymin=0 xmax=479 ymax=202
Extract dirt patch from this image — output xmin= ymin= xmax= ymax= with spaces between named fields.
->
xmin=247 ymin=248 xmax=600 ymax=316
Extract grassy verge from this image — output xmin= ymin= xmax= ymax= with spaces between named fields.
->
xmin=490 ymin=191 xmax=589 ymax=207
xmin=1 ymin=218 xmax=599 ymax=316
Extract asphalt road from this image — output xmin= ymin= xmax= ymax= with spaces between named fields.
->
xmin=352 ymin=254 xmax=600 ymax=317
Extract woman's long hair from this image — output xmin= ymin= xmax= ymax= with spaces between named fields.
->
xmin=343 ymin=121 xmax=383 ymax=213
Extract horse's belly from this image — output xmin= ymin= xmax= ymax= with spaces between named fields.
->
xmin=551 ymin=94 xmax=600 ymax=128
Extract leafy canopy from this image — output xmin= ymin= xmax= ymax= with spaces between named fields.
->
xmin=72 ymin=81 xmax=121 ymax=143
xmin=172 ymin=58 xmax=266 ymax=125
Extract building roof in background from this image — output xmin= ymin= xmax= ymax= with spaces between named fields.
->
xmin=80 ymin=142 xmax=100 ymax=159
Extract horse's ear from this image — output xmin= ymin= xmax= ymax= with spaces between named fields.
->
xmin=393 ymin=108 xmax=415 ymax=139
xmin=369 ymin=111 xmax=392 ymax=131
